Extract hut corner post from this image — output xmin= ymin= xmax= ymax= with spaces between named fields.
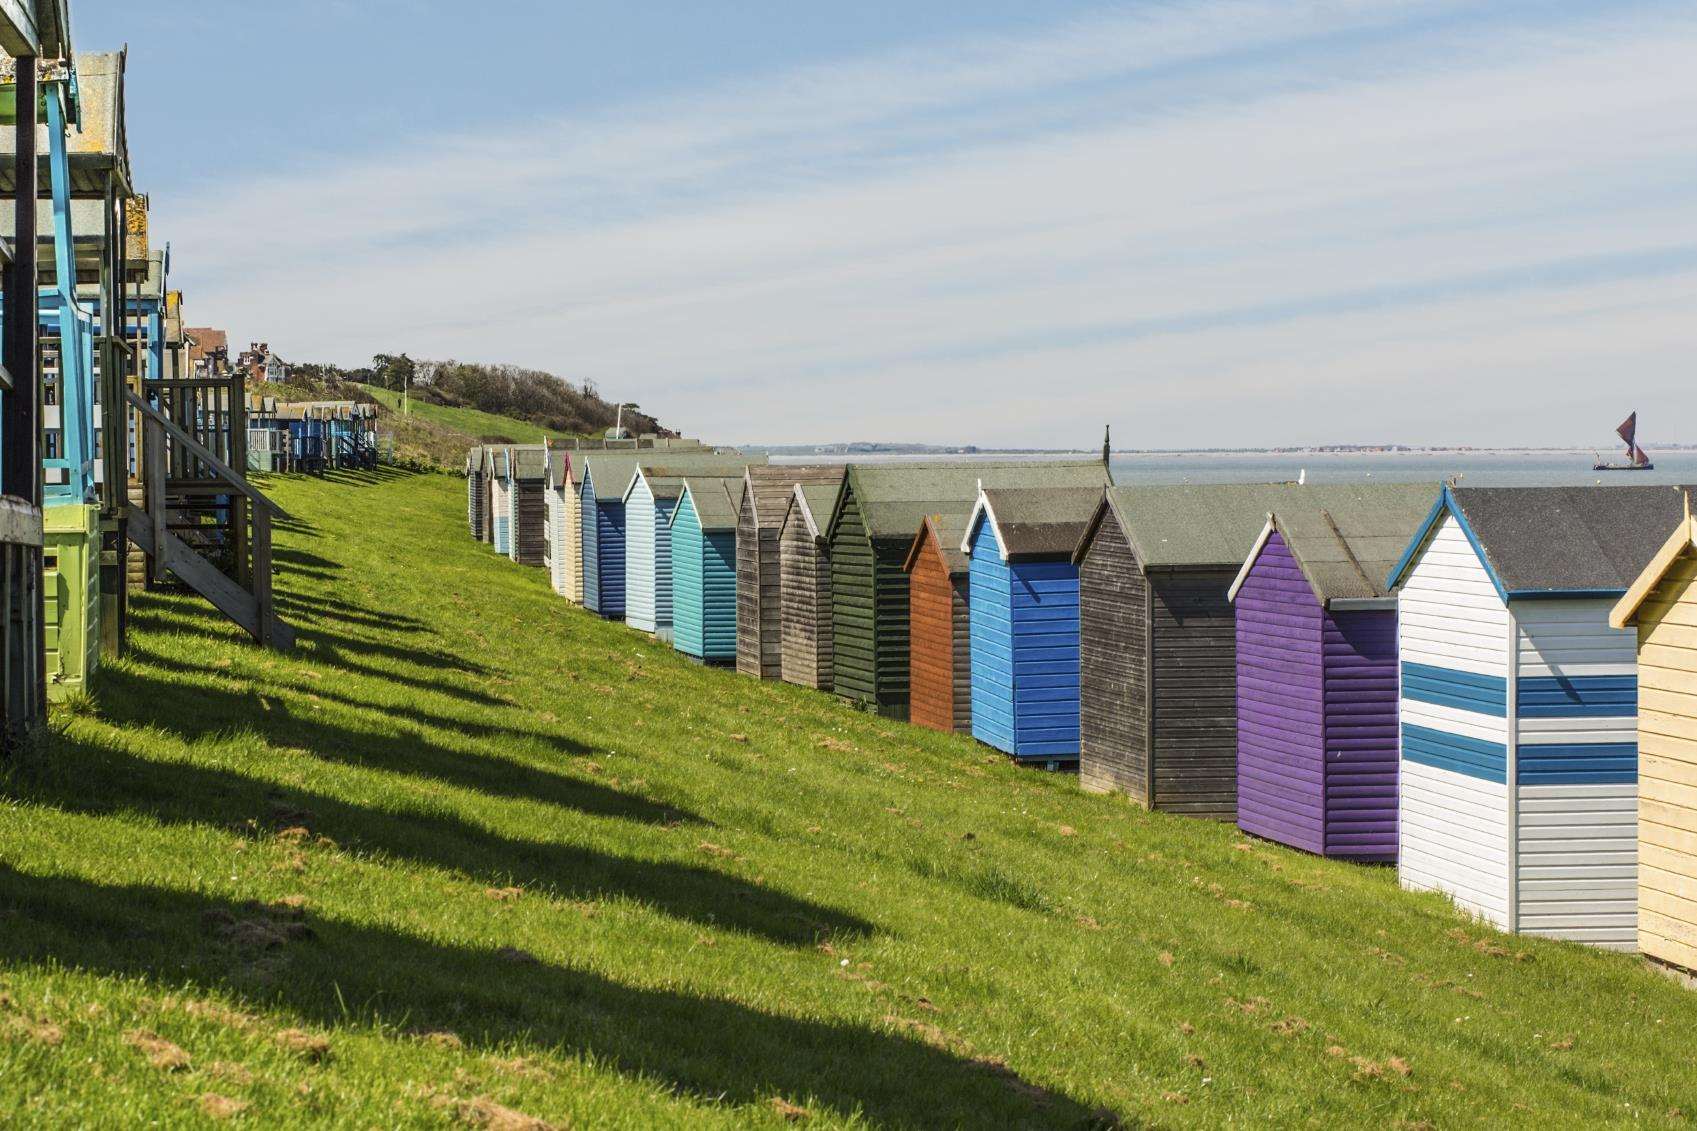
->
xmin=2 ymin=54 xmax=45 ymax=725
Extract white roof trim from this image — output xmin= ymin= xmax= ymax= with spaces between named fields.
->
xmin=1226 ymin=516 xmax=1277 ymax=603
xmin=960 ymin=489 xmax=1008 ymax=561
xmin=619 ymin=465 xmax=649 ymax=504
xmin=792 ymin=482 xmax=823 ymax=541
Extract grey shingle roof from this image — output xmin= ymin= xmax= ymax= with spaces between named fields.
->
xmin=581 ymin=450 xmax=764 ymax=502
xmin=974 ymin=487 xmax=1105 ymax=559
xmin=839 ymin=460 xmax=1112 ymax=544
xmin=673 ymin=475 xmax=745 ymax=531
xmin=1448 ymin=485 xmax=1695 ymax=594
xmin=1261 ymin=484 xmax=1439 ymax=603
xmin=508 ymin=445 xmax=549 ymax=480
xmin=745 ymin=466 xmax=847 ymax=530
xmin=631 ymin=459 xmax=752 ymax=504
xmin=905 ymin=512 xmax=973 ymax=576
xmin=790 ymin=482 xmax=842 ymax=540
xmin=1086 ymin=483 xmax=1426 ymax=571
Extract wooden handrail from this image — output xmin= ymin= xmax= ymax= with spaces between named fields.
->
xmin=125 ymin=387 xmax=289 ymax=519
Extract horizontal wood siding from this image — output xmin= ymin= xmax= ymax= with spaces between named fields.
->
xmin=830 ymin=489 xmax=877 ymax=705
xmin=625 ymin=478 xmax=658 ymax=633
xmin=952 ymin=576 xmax=972 ymax=733
xmin=1514 ymin=598 xmax=1639 ymax=949
xmin=1078 ymin=509 xmax=1148 ymax=801
xmin=1398 ymin=515 xmax=1511 ymax=928
xmin=580 ymin=479 xmax=600 ymax=613
xmin=1009 ymin=559 xmax=1082 ymax=760
xmin=1234 ymin=531 xmax=1326 ymax=854
xmin=492 ymin=478 xmax=511 ymax=557
xmin=872 ymin=540 xmax=914 ymax=716
xmin=1150 ymin=569 xmax=1238 ymax=818
xmin=1635 ymin=551 xmax=1697 ymax=969
xmin=467 ymin=472 xmax=484 ymax=539
xmin=512 ymin=481 xmax=547 ymax=567
xmin=672 ymin=499 xmax=706 ymax=658
xmin=1322 ymin=609 xmax=1400 ymax=861
xmin=969 ymin=523 xmax=1015 ymax=752
xmin=564 ymin=483 xmax=583 ymax=604
xmin=545 ymin=488 xmax=567 ymax=595
xmin=737 ymin=492 xmax=762 ymax=676
xmin=781 ymin=509 xmax=832 ymax=690
xmin=701 ymin=531 xmax=739 ymax=662
xmin=909 ymin=529 xmax=963 ymax=733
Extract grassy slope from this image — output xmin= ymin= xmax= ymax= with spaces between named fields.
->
xmin=360 ymin=385 xmax=580 ymax=444
xmin=1 ymin=470 xmax=1694 ymax=1128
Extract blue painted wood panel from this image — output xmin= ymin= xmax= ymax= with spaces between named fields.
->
xmin=671 ymin=495 xmax=737 ymax=661
xmin=967 ymin=519 xmax=1083 ymax=761
xmin=580 ymin=477 xmax=600 ymax=613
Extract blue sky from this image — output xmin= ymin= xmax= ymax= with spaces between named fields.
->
xmin=76 ymin=1 xmax=1697 ymax=448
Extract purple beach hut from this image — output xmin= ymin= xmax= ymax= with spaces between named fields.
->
xmin=1226 ymin=484 xmax=1436 ymax=861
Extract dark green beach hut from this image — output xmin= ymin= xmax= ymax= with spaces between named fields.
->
xmin=826 ymin=461 xmax=1110 ymax=718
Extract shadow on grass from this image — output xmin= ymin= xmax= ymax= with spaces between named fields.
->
xmin=18 ymin=737 xmax=869 ymax=948
xmin=0 ymin=864 xmax=1097 ymax=1127
xmin=93 ymin=664 xmax=630 ymax=825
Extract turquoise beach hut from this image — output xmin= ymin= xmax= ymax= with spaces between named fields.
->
xmin=962 ymin=486 xmax=1103 ymax=766
xmin=671 ymin=475 xmax=743 ymax=663
xmin=625 ymin=458 xmax=753 ymax=640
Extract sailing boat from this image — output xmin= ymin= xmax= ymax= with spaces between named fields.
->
xmin=1593 ymin=411 xmax=1654 ymax=471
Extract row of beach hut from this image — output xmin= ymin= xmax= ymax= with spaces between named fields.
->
xmin=463 ymin=446 xmax=1697 ymax=971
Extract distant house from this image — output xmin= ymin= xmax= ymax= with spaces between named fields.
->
xmin=236 ymin=341 xmax=288 ymax=384
xmin=186 ymin=327 xmax=230 ymax=378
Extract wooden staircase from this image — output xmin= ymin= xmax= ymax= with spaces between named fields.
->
xmin=125 ymin=389 xmax=292 ymax=650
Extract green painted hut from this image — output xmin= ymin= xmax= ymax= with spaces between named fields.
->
xmin=825 ymin=461 xmax=1110 ymax=718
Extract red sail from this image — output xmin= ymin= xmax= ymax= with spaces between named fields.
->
xmin=1634 ymin=444 xmax=1651 ymax=468
xmin=1617 ymin=411 xmax=1638 ymax=452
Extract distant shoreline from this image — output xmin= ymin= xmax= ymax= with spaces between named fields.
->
xmin=756 ymin=445 xmax=1696 ymax=458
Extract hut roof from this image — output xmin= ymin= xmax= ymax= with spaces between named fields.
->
xmin=1225 ymin=484 xmax=1439 ymax=606
xmin=0 ymin=52 xmax=132 ymax=196
xmin=544 ymin=447 xmax=573 ymax=490
xmin=582 ymin=450 xmax=762 ymax=502
xmin=626 ymin=459 xmax=753 ymax=505
xmin=965 ymin=487 xmax=1104 ymax=561
xmin=744 ymin=465 xmax=847 ymax=530
xmin=789 ymin=482 xmax=841 ymax=541
xmin=1080 ymin=484 xmax=1348 ymax=571
xmin=1390 ymin=484 xmax=1697 ymax=599
xmin=1610 ymin=498 xmax=1697 ymax=628
xmin=903 ymin=513 xmax=972 ymax=576
xmin=672 ymin=475 xmax=744 ymax=531
xmin=507 ymin=445 xmax=548 ymax=480
xmin=832 ymin=461 xmax=1111 ymax=545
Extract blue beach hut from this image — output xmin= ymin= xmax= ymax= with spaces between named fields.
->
xmin=579 ymin=453 xmax=643 ymax=618
xmin=962 ymin=486 xmax=1102 ymax=765
xmin=671 ymin=475 xmax=744 ymax=664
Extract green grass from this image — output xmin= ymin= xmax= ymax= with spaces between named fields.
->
xmin=360 ymin=385 xmax=581 ymax=444
xmin=2 ymin=469 xmax=1695 ymax=1127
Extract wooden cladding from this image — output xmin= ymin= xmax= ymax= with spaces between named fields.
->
xmin=908 ymin=526 xmax=969 ymax=733
xmin=781 ymin=505 xmax=833 ymax=690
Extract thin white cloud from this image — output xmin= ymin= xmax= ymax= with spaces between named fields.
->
xmin=158 ymin=0 xmax=1697 ymax=446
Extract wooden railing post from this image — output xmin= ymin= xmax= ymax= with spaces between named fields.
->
xmin=253 ymin=507 xmax=272 ymax=649
xmin=144 ymin=415 xmax=167 ymax=584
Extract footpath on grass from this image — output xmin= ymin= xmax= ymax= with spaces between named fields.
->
xmin=1 ymin=468 xmax=1695 ymax=1128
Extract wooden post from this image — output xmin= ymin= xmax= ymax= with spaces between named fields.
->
xmin=145 ymin=416 xmax=166 ymax=583
xmin=252 ymin=507 xmax=272 ymax=649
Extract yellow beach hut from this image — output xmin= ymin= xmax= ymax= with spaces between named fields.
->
xmin=1610 ymin=495 xmax=1697 ymax=970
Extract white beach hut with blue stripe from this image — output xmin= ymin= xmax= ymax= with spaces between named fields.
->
xmin=1388 ymin=484 xmax=1690 ymax=948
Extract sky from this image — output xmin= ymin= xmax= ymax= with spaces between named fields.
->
xmin=77 ymin=0 xmax=1697 ymax=448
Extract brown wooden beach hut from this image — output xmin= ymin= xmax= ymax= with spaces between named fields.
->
xmin=780 ymin=481 xmax=843 ymax=691
xmin=827 ymin=461 xmax=1110 ymax=719
xmin=737 ymin=465 xmax=846 ymax=680
xmin=1073 ymin=484 xmax=1322 ymax=817
xmin=508 ymin=445 xmax=549 ymax=567
xmin=904 ymin=513 xmax=972 ymax=733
